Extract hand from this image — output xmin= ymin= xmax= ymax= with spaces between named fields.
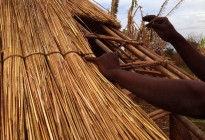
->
xmin=86 ymin=53 xmax=121 ymax=79
xmin=143 ymin=15 xmax=179 ymax=42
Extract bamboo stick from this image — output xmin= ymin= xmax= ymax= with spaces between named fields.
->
xmin=78 ymin=22 xmax=126 ymax=65
xmin=149 ymin=109 xmax=166 ymax=117
xmin=101 ymin=39 xmax=165 ymax=77
xmin=169 ymin=63 xmax=197 ymax=80
xmin=79 ymin=22 xmax=165 ymax=78
xmin=78 ymin=23 xmax=113 ymax=53
xmin=85 ymin=33 xmax=143 ymax=45
xmin=120 ymin=60 xmax=171 ymax=69
xmin=100 ymin=25 xmax=179 ymax=79
xmin=103 ymin=39 xmax=139 ymax=61
xmin=151 ymin=112 xmax=170 ymax=121
xmin=109 ymin=26 xmax=194 ymax=80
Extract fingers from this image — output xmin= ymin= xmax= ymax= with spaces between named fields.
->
xmin=147 ymin=23 xmax=163 ymax=30
xmin=143 ymin=15 xmax=156 ymax=22
xmin=145 ymin=17 xmax=166 ymax=30
xmin=85 ymin=56 xmax=97 ymax=63
xmin=146 ymin=21 xmax=163 ymax=29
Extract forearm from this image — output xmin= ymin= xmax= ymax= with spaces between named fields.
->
xmin=170 ymin=33 xmax=205 ymax=81
xmin=110 ymin=69 xmax=205 ymax=118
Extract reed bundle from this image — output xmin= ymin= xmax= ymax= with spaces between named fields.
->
xmin=0 ymin=0 xmax=168 ymax=139
xmin=66 ymin=0 xmax=121 ymax=28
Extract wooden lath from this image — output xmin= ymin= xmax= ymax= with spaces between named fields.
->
xmin=85 ymin=33 xmax=143 ymax=45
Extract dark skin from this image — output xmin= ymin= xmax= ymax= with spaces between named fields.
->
xmin=86 ymin=15 xmax=205 ymax=119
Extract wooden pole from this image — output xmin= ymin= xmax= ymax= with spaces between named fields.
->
xmin=169 ymin=63 xmax=197 ymax=80
xmin=103 ymin=39 xmax=138 ymax=62
xmin=77 ymin=23 xmax=125 ymax=64
xmin=109 ymin=26 xmax=195 ymax=80
xmin=85 ymin=33 xmax=143 ymax=45
xmin=100 ymin=25 xmax=179 ymax=79
xmin=102 ymin=40 xmax=165 ymax=77
xmin=151 ymin=112 xmax=170 ymax=121
xmin=149 ymin=109 xmax=166 ymax=118
xmin=120 ymin=60 xmax=171 ymax=69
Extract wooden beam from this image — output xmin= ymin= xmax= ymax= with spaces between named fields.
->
xmin=107 ymin=26 xmax=195 ymax=80
xmin=149 ymin=109 xmax=166 ymax=117
xmin=77 ymin=22 xmax=125 ymax=64
xmin=149 ymin=109 xmax=170 ymax=120
xmin=100 ymin=25 xmax=180 ymax=79
xmin=152 ymin=112 xmax=170 ymax=121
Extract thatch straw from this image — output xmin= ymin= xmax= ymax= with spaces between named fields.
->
xmin=67 ymin=0 xmax=121 ymax=28
xmin=0 ymin=0 xmax=168 ymax=139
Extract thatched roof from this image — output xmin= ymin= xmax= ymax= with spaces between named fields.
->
xmin=67 ymin=0 xmax=121 ymax=28
xmin=1 ymin=0 xmax=203 ymax=139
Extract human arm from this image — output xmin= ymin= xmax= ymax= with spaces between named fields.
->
xmin=143 ymin=15 xmax=205 ymax=82
xmin=86 ymin=53 xmax=205 ymax=118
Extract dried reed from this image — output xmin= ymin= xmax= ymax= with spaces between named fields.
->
xmin=0 ymin=0 xmax=168 ymax=139
xmin=67 ymin=0 xmax=121 ymax=28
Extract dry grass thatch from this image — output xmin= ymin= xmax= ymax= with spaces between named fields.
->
xmin=0 ymin=0 xmax=168 ymax=139
xmin=67 ymin=0 xmax=121 ymax=28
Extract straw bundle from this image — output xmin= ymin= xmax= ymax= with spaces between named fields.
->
xmin=0 ymin=0 xmax=168 ymax=139
xmin=66 ymin=0 xmax=121 ymax=28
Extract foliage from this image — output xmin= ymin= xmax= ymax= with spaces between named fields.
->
xmin=186 ymin=34 xmax=200 ymax=50
xmin=164 ymin=48 xmax=174 ymax=57
xmin=192 ymin=119 xmax=205 ymax=132
xmin=186 ymin=34 xmax=205 ymax=53
xmin=200 ymin=38 xmax=205 ymax=49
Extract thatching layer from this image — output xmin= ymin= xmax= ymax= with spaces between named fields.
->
xmin=0 ymin=0 xmax=168 ymax=139
xmin=67 ymin=0 xmax=121 ymax=28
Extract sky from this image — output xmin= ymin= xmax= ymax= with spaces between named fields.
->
xmin=91 ymin=0 xmax=205 ymax=38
